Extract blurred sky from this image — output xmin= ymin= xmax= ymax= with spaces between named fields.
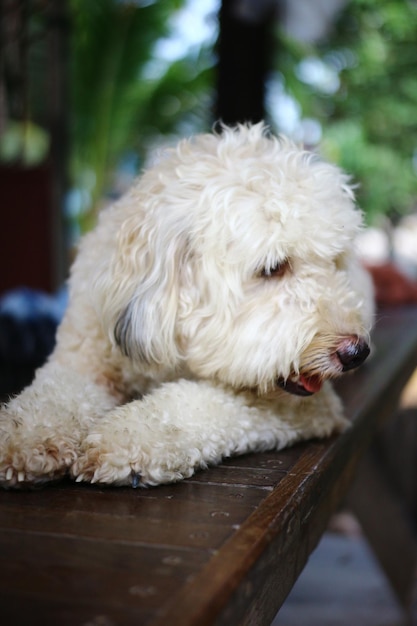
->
xmin=144 ymin=0 xmax=220 ymax=79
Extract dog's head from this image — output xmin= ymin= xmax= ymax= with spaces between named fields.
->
xmin=94 ymin=123 xmax=374 ymax=396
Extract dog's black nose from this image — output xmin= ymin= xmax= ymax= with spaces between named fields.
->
xmin=336 ymin=336 xmax=370 ymax=372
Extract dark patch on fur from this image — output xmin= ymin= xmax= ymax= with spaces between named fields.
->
xmin=114 ymin=307 xmax=133 ymax=358
xmin=114 ymin=304 xmax=152 ymax=364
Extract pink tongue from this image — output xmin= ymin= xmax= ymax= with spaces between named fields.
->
xmin=300 ymin=374 xmax=323 ymax=394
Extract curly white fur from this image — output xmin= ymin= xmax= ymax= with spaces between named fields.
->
xmin=0 ymin=123 xmax=374 ymax=488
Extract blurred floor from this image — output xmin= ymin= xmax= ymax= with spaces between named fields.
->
xmin=272 ymin=530 xmax=409 ymax=626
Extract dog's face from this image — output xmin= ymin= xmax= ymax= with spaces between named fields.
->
xmin=101 ymin=124 xmax=373 ymax=397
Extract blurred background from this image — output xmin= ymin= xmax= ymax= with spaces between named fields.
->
xmin=2 ymin=0 xmax=417 ymax=272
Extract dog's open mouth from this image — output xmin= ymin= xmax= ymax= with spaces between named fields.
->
xmin=276 ymin=374 xmax=323 ymax=397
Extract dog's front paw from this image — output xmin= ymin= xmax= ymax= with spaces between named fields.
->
xmin=0 ymin=411 xmax=78 ymax=489
xmin=71 ymin=406 xmax=204 ymax=487
xmin=72 ymin=434 xmax=197 ymax=487
xmin=0 ymin=437 xmax=77 ymax=488
xmin=71 ymin=436 xmax=141 ymax=487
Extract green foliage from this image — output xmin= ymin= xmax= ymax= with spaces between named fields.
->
xmin=322 ymin=121 xmax=416 ymax=223
xmin=70 ymin=0 xmax=213 ymax=228
xmin=276 ymin=0 xmax=417 ymax=222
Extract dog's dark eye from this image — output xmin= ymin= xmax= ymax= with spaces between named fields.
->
xmin=261 ymin=260 xmax=289 ymax=279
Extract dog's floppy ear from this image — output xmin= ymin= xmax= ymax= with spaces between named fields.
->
xmin=96 ymin=211 xmax=190 ymax=369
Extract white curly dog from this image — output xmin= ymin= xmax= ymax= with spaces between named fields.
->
xmin=0 ymin=123 xmax=373 ymax=488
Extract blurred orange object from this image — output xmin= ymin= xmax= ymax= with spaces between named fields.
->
xmin=366 ymin=262 xmax=417 ymax=307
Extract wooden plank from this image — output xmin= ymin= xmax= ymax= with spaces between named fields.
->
xmin=0 ymin=481 xmax=274 ymax=549
xmin=0 ymin=529 xmax=206 ymax=623
xmin=0 ymin=480 xmax=285 ymax=625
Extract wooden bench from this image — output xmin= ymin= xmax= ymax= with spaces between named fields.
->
xmin=1 ymin=306 xmax=417 ymax=626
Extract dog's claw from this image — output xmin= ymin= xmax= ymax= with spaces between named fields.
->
xmin=6 ymin=467 xmax=13 ymax=481
xmin=131 ymin=470 xmax=141 ymax=488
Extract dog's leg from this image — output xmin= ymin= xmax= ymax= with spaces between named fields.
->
xmin=73 ymin=379 xmax=347 ymax=487
xmin=0 ymin=359 xmax=119 ymax=488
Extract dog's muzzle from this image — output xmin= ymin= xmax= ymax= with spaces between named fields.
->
xmin=277 ymin=335 xmax=370 ymax=397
